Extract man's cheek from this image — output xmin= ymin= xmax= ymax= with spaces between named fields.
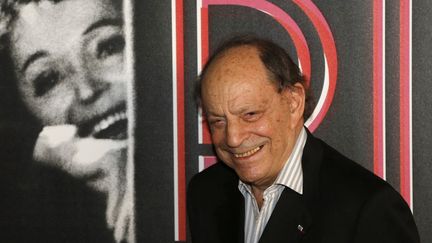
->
xmin=210 ymin=128 xmax=222 ymax=140
xmin=215 ymin=147 xmax=229 ymax=161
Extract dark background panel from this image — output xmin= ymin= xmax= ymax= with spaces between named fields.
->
xmin=134 ymin=1 xmax=174 ymax=242
xmin=311 ymin=0 xmax=374 ymax=171
xmin=412 ymin=0 xmax=432 ymax=242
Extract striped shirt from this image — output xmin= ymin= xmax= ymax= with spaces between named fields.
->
xmin=238 ymin=127 xmax=307 ymax=243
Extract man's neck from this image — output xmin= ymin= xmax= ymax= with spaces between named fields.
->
xmin=251 ymin=186 xmax=265 ymax=210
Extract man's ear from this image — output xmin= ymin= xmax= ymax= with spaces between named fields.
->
xmin=281 ymin=83 xmax=305 ymax=124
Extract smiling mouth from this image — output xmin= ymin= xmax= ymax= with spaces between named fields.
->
xmin=233 ymin=145 xmax=263 ymax=158
xmin=77 ymin=106 xmax=128 ymax=140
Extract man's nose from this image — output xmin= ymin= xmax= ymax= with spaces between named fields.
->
xmin=225 ymin=120 xmax=248 ymax=148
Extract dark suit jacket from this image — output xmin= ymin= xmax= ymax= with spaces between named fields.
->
xmin=187 ymin=132 xmax=420 ymax=243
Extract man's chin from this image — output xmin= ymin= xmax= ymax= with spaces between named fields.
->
xmin=236 ymin=170 xmax=262 ymax=184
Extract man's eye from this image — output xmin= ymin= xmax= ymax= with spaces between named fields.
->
xmin=33 ymin=70 xmax=60 ymax=97
xmin=209 ymin=119 xmax=225 ymax=128
xmin=97 ymin=35 xmax=125 ymax=59
xmin=244 ymin=112 xmax=259 ymax=121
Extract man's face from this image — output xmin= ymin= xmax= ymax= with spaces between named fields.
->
xmin=11 ymin=0 xmax=127 ymax=139
xmin=201 ymin=46 xmax=305 ymax=190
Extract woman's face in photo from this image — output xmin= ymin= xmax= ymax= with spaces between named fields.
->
xmin=10 ymin=0 xmax=127 ymax=139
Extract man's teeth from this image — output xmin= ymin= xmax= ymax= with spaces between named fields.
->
xmin=93 ymin=111 xmax=127 ymax=134
xmin=233 ymin=146 xmax=262 ymax=158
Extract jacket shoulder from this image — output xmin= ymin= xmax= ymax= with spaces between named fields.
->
xmin=188 ymin=162 xmax=237 ymax=191
xmin=318 ymin=139 xmax=390 ymax=196
xmin=305 ymin=136 xmax=419 ymax=242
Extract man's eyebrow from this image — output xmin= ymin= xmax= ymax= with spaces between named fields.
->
xmin=205 ymin=110 xmax=223 ymax=117
xmin=21 ymin=51 xmax=47 ymax=73
xmin=83 ymin=17 xmax=123 ymax=35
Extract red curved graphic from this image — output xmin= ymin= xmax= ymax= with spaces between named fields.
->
xmin=292 ymin=0 xmax=338 ymax=132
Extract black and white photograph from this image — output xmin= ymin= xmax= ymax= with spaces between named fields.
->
xmin=0 ymin=0 xmax=135 ymax=242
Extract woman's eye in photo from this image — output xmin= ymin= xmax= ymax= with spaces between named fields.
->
xmin=97 ymin=34 xmax=125 ymax=59
xmin=33 ymin=70 xmax=61 ymax=97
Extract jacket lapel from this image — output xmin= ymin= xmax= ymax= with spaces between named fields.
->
xmin=258 ymin=188 xmax=312 ymax=243
xmin=301 ymin=130 xmax=324 ymax=221
xmin=215 ymin=172 xmax=245 ymax=243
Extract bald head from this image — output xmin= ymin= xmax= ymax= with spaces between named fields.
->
xmin=195 ymin=35 xmax=314 ymax=120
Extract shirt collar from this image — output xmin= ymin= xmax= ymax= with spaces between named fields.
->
xmin=274 ymin=127 xmax=306 ymax=194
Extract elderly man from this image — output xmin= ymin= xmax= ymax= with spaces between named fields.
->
xmin=187 ymin=36 xmax=419 ymax=243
